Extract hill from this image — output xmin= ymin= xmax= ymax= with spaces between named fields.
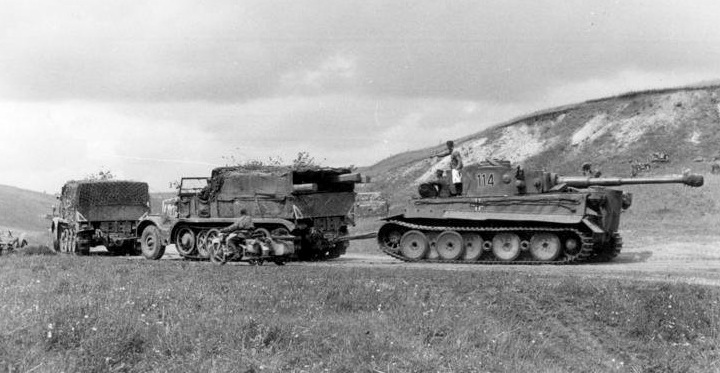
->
xmin=4 ymin=84 xmax=720 ymax=240
xmin=362 ymin=84 xmax=720 ymax=207
xmin=0 ymin=185 xmax=55 ymax=234
xmin=0 ymin=183 xmax=173 ymax=240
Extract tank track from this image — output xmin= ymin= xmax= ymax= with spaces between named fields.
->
xmin=171 ymin=223 xmax=224 ymax=260
xmin=589 ymin=232 xmax=622 ymax=263
xmin=378 ymin=220 xmax=595 ymax=265
xmin=172 ymin=223 xmax=346 ymax=261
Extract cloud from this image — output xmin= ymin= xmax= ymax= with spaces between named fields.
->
xmin=2 ymin=0 xmax=720 ymax=193
xmin=0 ymin=101 xmax=219 ymax=192
xmin=2 ymin=0 xmax=720 ymax=104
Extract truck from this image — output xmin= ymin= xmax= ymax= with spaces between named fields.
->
xmin=137 ymin=166 xmax=368 ymax=261
xmin=51 ymin=180 xmax=150 ymax=255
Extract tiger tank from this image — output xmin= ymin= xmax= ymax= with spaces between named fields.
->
xmin=377 ymin=160 xmax=704 ymax=264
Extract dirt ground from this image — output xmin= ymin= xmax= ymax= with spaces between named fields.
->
xmin=155 ymin=234 xmax=720 ymax=287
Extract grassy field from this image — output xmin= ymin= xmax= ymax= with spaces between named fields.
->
xmin=1 ymin=171 xmax=718 ymax=372
xmin=1 ymin=255 xmax=719 ymax=373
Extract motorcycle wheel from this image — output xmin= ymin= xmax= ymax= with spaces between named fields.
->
xmin=209 ymin=241 xmax=227 ymax=265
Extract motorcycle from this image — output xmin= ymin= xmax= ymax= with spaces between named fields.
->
xmin=207 ymin=228 xmax=293 ymax=266
xmin=0 ymin=230 xmax=28 ymax=255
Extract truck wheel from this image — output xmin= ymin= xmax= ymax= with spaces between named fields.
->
xmin=126 ymin=241 xmax=142 ymax=256
xmin=76 ymin=240 xmax=91 ymax=256
xmin=51 ymin=224 xmax=60 ymax=252
xmin=74 ymin=232 xmax=91 ymax=255
xmin=141 ymin=226 xmax=165 ymax=260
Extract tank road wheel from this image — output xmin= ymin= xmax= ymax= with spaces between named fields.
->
xmin=436 ymin=231 xmax=464 ymax=260
xmin=462 ymin=233 xmax=483 ymax=261
xmin=563 ymin=236 xmax=581 ymax=256
xmin=141 ymin=225 xmax=166 ymax=260
xmin=175 ymin=227 xmax=196 ymax=256
xmin=196 ymin=230 xmax=209 ymax=258
xmin=399 ymin=230 xmax=429 ymax=260
xmin=202 ymin=229 xmax=221 ymax=259
xmin=492 ymin=233 xmax=521 ymax=261
xmin=529 ymin=233 xmax=561 ymax=261
xmin=425 ymin=232 xmax=440 ymax=260
xmin=378 ymin=226 xmax=403 ymax=252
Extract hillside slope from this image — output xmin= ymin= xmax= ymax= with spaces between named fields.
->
xmin=0 ymin=185 xmax=55 ymax=233
xmin=0 ymin=183 xmax=172 ymax=236
xmin=364 ymin=85 xmax=720 ymax=206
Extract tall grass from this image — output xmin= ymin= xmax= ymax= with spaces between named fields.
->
xmin=1 ymin=256 xmax=718 ymax=372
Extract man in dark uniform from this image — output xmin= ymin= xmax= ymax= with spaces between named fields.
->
xmin=220 ymin=208 xmax=254 ymax=233
xmin=219 ymin=208 xmax=268 ymax=256
xmin=432 ymin=169 xmax=451 ymax=198
xmin=433 ymin=141 xmax=463 ymax=196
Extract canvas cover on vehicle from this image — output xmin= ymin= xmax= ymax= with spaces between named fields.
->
xmin=216 ymin=172 xmax=293 ymax=200
xmin=203 ymin=170 xmax=292 ymax=219
xmin=62 ymin=181 xmax=149 ymax=222
xmin=202 ymin=166 xmax=356 ymax=219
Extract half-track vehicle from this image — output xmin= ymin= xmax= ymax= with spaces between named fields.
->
xmin=138 ymin=166 xmax=367 ymax=261
xmin=51 ymin=180 xmax=150 ymax=255
xmin=377 ymin=160 xmax=703 ymax=264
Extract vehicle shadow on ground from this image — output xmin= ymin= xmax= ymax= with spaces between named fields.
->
xmin=612 ymin=251 xmax=653 ymax=264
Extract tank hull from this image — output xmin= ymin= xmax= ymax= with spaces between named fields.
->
xmin=377 ymin=190 xmax=623 ymax=264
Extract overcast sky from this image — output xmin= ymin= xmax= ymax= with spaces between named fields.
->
xmin=2 ymin=0 xmax=719 ymax=193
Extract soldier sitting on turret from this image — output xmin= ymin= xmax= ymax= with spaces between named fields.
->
xmin=432 ymin=169 xmax=451 ymax=198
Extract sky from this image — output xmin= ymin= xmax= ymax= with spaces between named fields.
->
xmin=2 ymin=0 xmax=720 ymax=193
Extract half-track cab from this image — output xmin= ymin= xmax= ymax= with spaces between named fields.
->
xmin=138 ymin=166 xmax=366 ymax=261
xmin=51 ymin=180 xmax=150 ymax=255
xmin=378 ymin=160 xmax=703 ymax=264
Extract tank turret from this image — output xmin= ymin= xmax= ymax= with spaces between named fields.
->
xmin=380 ymin=161 xmax=703 ymax=265
xmin=421 ymin=162 xmax=703 ymax=198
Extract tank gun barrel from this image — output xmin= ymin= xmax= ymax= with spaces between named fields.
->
xmin=556 ymin=173 xmax=704 ymax=188
xmin=328 ymin=173 xmax=365 ymax=183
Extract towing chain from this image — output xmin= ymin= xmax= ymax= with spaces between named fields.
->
xmin=378 ymin=220 xmax=595 ymax=265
